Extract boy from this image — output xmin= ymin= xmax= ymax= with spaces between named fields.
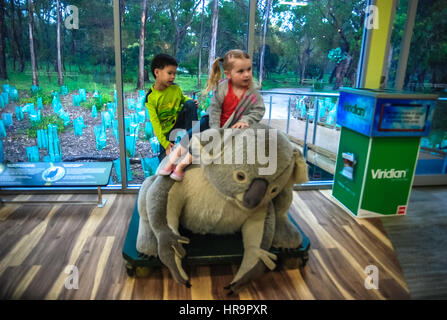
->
xmin=146 ymin=53 xmax=198 ymax=161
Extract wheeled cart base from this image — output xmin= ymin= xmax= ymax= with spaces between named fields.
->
xmin=122 ymin=201 xmax=310 ymax=277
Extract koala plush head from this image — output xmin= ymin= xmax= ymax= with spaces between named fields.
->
xmin=190 ymin=123 xmax=308 ymax=211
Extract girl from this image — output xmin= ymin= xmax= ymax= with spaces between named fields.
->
xmin=159 ymin=49 xmax=265 ymax=181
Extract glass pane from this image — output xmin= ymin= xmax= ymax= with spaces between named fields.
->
xmin=121 ymin=0 xmax=250 ymax=185
xmin=0 ymin=0 xmax=121 ymax=187
xmin=386 ymin=0 xmax=447 ymax=176
xmin=255 ymin=0 xmax=367 ymax=181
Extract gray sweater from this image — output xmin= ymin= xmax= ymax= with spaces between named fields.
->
xmin=207 ymin=79 xmax=265 ymax=129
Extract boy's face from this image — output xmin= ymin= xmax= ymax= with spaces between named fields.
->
xmin=154 ymin=65 xmax=177 ymax=90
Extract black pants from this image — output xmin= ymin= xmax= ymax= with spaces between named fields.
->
xmin=158 ymin=100 xmax=198 ymax=162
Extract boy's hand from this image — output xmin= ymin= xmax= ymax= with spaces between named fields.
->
xmin=231 ymin=121 xmax=249 ymax=129
xmin=166 ymin=143 xmax=174 ymax=155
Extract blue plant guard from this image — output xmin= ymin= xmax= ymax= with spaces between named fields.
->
xmin=47 ymin=124 xmax=62 ymax=162
xmin=93 ymin=90 xmax=100 ymax=98
xmin=24 ymin=103 xmax=35 ymax=114
xmin=79 ymin=89 xmax=87 ymax=102
xmin=124 ymin=116 xmax=131 ymax=134
xmin=2 ymin=84 xmax=9 ymax=93
xmin=101 ymin=111 xmax=112 ymax=129
xmin=37 ymin=129 xmax=48 ymax=149
xmin=141 ymin=157 xmax=160 ymax=178
xmin=144 ymin=122 xmax=153 ymax=140
xmin=1 ymin=91 xmax=8 ymax=105
xmin=61 ymin=85 xmax=69 ymax=95
xmin=15 ymin=106 xmax=24 ymax=121
xmin=2 ymin=113 xmax=12 ymax=127
xmin=9 ymin=86 xmax=18 ymax=101
xmin=36 ymin=97 xmax=43 ymax=110
xmin=0 ymin=140 xmax=3 ymax=162
xmin=139 ymin=90 xmax=145 ymax=98
xmin=58 ymin=110 xmax=70 ymax=126
xmin=73 ymin=94 xmax=81 ymax=107
xmin=26 ymin=146 xmax=40 ymax=162
xmin=145 ymin=108 xmax=150 ymax=121
xmin=150 ymin=137 xmax=160 ymax=155
xmin=73 ymin=116 xmax=86 ymax=136
xmin=91 ymin=105 xmax=98 ymax=118
xmin=127 ymin=98 xmax=136 ymax=110
xmin=31 ymin=85 xmax=41 ymax=95
xmin=52 ymin=96 xmax=62 ymax=113
xmin=130 ymin=122 xmax=139 ymax=141
xmin=0 ymin=120 xmax=6 ymax=138
xmin=94 ymin=125 xmax=107 ymax=150
xmin=29 ymin=110 xmax=42 ymax=125
xmin=137 ymin=96 xmax=145 ymax=111
xmin=125 ymin=135 xmax=136 ymax=157
xmin=107 ymin=103 xmax=116 ymax=119
xmin=0 ymin=95 xmax=4 ymax=108
xmin=113 ymin=157 xmax=132 ymax=182
xmin=137 ymin=110 xmax=146 ymax=124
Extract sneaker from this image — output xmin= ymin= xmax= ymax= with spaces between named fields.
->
xmin=158 ymin=163 xmax=175 ymax=176
xmin=170 ymin=169 xmax=185 ymax=181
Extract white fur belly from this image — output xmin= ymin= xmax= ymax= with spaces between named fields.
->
xmin=169 ymin=167 xmax=250 ymax=235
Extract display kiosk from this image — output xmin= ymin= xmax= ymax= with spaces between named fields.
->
xmin=332 ymin=88 xmax=438 ymax=218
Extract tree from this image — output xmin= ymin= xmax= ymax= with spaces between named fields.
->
xmin=207 ymin=0 xmax=219 ymax=76
xmin=27 ymin=0 xmax=38 ymax=86
xmin=57 ymin=0 xmax=64 ymax=85
xmin=0 ymin=0 xmax=7 ymax=80
xmin=259 ymin=0 xmax=272 ymax=88
xmin=197 ymin=0 xmax=205 ymax=88
xmin=168 ymin=0 xmax=201 ymax=58
xmin=137 ymin=0 xmax=148 ymax=90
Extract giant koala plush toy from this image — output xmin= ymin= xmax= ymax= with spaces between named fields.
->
xmin=137 ymin=123 xmax=308 ymax=293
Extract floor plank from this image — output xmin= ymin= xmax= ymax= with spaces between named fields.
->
xmin=0 ymin=187 xmax=430 ymax=299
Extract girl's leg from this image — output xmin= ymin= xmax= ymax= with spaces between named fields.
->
xmin=170 ymin=151 xmax=192 ymax=181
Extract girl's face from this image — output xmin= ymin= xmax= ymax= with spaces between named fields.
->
xmin=224 ymin=58 xmax=252 ymax=89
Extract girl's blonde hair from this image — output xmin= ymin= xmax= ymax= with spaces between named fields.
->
xmin=204 ymin=49 xmax=252 ymax=94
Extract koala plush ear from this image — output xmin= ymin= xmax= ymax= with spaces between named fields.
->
xmin=292 ymin=148 xmax=309 ymax=184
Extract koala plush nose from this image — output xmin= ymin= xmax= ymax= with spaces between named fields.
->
xmin=243 ymin=178 xmax=268 ymax=209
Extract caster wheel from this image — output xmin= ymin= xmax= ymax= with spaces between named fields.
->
xmin=136 ymin=266 xmax=151 ymax=278
xmin=126 ymin=263 xmax=136 ymax=277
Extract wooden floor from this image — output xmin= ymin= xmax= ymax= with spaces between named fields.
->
xmin=0 ymin=190 xmax=411 ymax=300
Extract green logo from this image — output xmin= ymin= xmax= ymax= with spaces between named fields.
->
xmin=343 ymin=103 xmax=366 ymax=118
xmin=371 ymin=168 xmax=407 ymax=180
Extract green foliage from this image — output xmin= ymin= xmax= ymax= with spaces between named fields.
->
xmin=26 ymin=115 xmax=65 ymax=139
xmin=18 ymin=92 xmax=53 ymax=106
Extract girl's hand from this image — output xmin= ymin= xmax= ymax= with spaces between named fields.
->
xmin=231 ymin=121 xmax=249 ymax=129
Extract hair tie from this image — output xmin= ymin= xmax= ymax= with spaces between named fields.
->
xmin=219 ymin=58 xmax=224 ymax=62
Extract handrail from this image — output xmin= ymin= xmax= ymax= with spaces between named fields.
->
xmin=260 ymin=90 xmax=339 ymax=98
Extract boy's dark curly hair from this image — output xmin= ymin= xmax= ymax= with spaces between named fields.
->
xmin=151 ymin=54 xmax=178 ymax=78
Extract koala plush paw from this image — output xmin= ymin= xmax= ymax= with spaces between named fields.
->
xmin=157 ymin=230 xmax=191 ymax=286
xmin=273 ymin=219 xmax=302 ymax=249
xmin=225 ymin=260 xmax=267 ymax=295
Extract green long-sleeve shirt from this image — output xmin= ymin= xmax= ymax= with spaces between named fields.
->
xmin=145 ymin=84 xmax=190 ymax=149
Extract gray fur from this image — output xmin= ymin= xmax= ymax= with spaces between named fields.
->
xmin=137 ymin=123 xmax=308 ymax=291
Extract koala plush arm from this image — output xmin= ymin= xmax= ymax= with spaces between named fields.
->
xmin=227 ymin=202 xmax=277 ymax=293
xmin=146 ymin=176 xmax=191 ymax=286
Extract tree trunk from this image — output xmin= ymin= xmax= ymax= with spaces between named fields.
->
xmin=27 ymin=0 xmax=38 ymax=86
xmin=0 ymin=0 xmax=7 ymax=80
xmin=16 ymin=0 xmax=26 ymax=72
xmin=207 ymin=0 xmax=219 ymax=76
xmin=259 ymin=0 xmax=272 ymax=88
xmin=57 ymin=0 xmax=64 ymax=85
xmin=333 ymin=54 xmax=351 ymax=90
xmin=197 ymin=0 xmax=205 ymax=89
xmin=137 ymin=0 xmax=148 ymax=90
